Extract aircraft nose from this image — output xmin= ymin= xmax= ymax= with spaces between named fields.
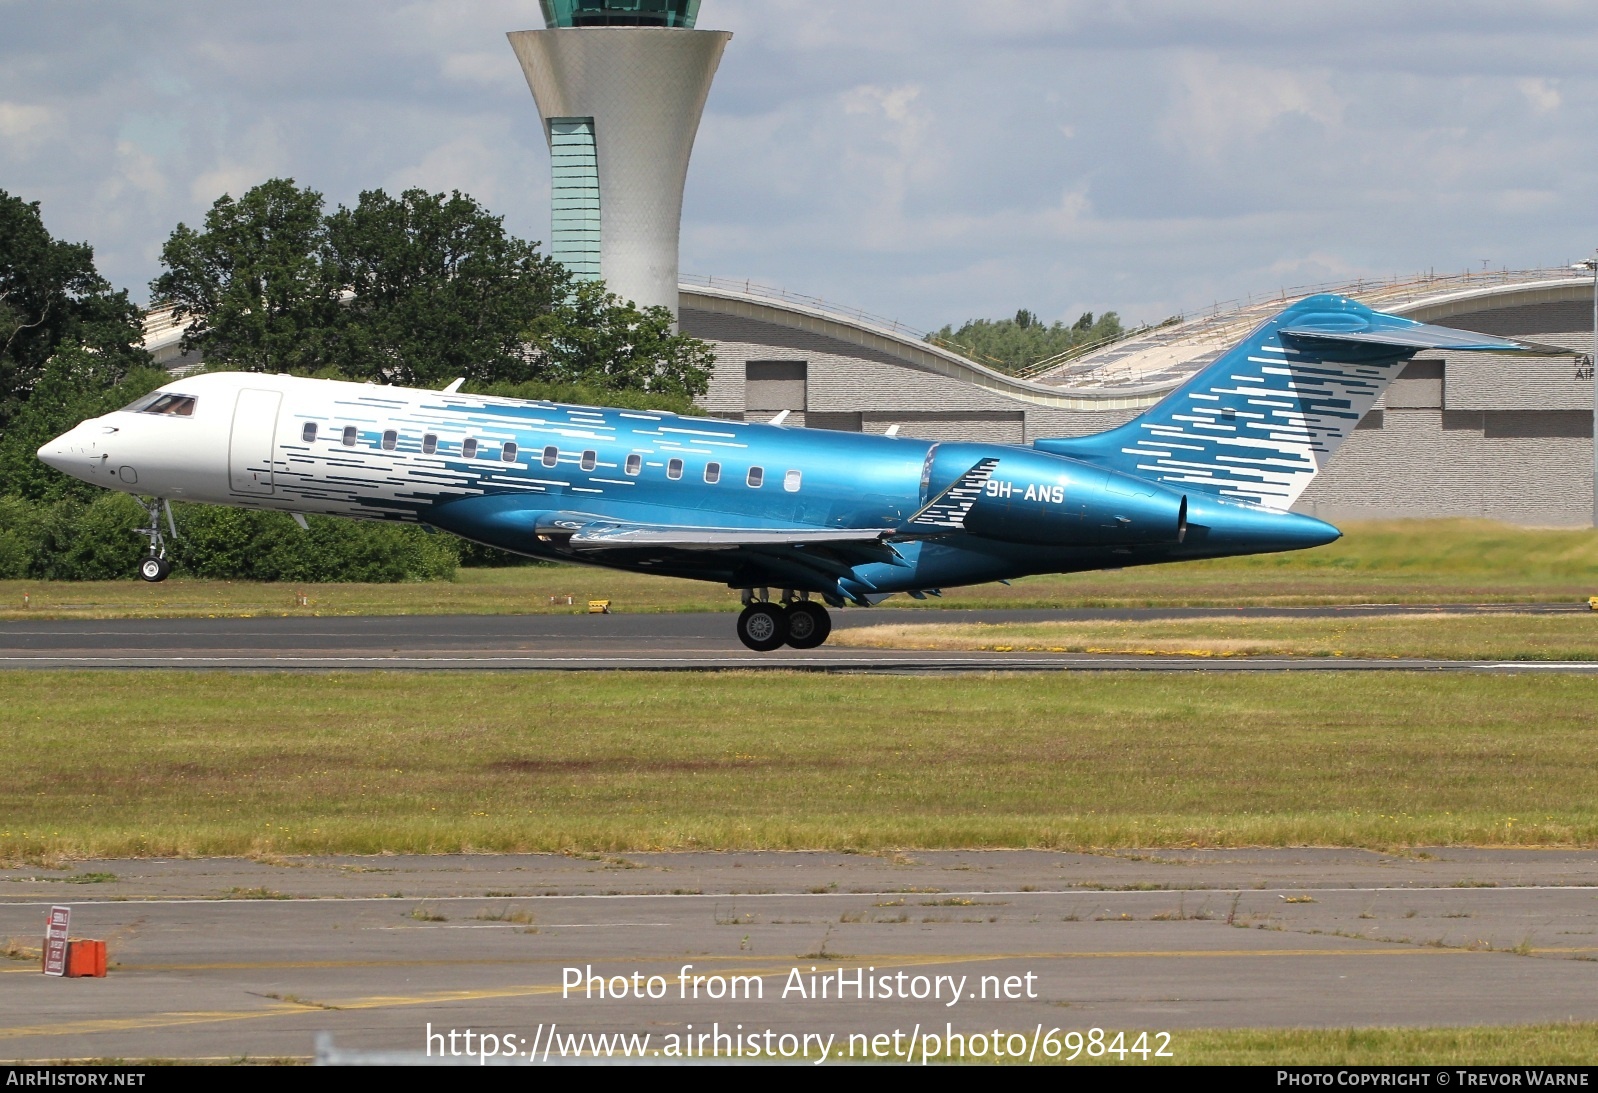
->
xmin=37 ymin=425 xmax=103 ymax=478
xmin=36 ymin=434 xmax=75 ymax=471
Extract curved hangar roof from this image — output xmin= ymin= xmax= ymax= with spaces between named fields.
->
xmin=680 ymin=269 xmax=1592 ymax=412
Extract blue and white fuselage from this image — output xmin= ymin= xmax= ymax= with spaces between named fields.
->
xmin=37 ymin=294 xmax=1546 ymax=650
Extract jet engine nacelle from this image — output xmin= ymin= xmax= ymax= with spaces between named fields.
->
xmin=928 ymin=444 xmax=1187 ymax=547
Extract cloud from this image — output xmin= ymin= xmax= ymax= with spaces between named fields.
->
xmin=441 ymin=51 xmax=527 ymax=93
xmin=1160 ymin=54 xmax=1344 ymax=165
xmin=1518 ymin=77 xmax=1562 ymax=113
xmin=4 ymin=0 xmax=1598 ymax=326
xmin=0 ymin=101 xmax=53 ymax=152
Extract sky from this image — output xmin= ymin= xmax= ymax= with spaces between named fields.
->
xmin=3 ymin=1 xmax=1597 ymax=332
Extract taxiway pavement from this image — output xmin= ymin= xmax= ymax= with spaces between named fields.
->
xmin=2 ymin=850 xmax=1596 ymax=1062
xmin=0 ymin=605 xmax=1593 ymax=673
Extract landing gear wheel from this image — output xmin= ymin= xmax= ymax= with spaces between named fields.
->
xmin=139 ymin=556 xmax=171 ymax=583
xmin=784 ymin=601 xmax=832 ymax=649
xmin=736 ymin=603 xmax=789 ymax=652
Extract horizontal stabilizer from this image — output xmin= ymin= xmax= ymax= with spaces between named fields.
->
xmin=1280 ymin=320 xmax=1553 ymax=354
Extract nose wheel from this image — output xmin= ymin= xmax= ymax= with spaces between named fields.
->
xmin=735 ymin=593 xmax=834 ymax=651
xmin=135 ymin=497 xmax=176 ymax=582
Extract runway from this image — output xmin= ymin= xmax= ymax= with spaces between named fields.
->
xmin=0 ymin=604 xmax=1592 ymax=673
xmin=2 ymin=850 xmax=1595 ymax=1063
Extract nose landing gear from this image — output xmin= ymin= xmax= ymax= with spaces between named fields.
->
xmin=135 ymin=498 xmax=177 ymax=583
xmin=734 ymin=590 xmax=834 ymax=652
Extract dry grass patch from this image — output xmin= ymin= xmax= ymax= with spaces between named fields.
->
xmin=834 ymin=613 xmax=1598 ymax=660
xmin=1093 ymin=1023 xmax=1598 ymax=1066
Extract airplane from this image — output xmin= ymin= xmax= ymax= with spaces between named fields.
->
xmin=36 ymin=293 xmax=1551 ymax=651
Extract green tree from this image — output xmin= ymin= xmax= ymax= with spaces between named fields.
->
xmin=325 ymin=188 xmax=567 ymax=387
xmin=930 ymin=309 xmax=1126 ymax=374
xmin=150 ymin=178 xmax=340 ymax=373
xmin=0 ymin=189 xmax=147 ymax=430
xmin=0 ymin=342 xmax=168 ymax=500
xmin=155 ymin=181 xmax=715 ymax=403
xmin=528 ymin=279 xmax=713 ymax=401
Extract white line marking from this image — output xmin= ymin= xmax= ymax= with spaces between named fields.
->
xmin=5 ymin=886 xmax=1593 ymax=908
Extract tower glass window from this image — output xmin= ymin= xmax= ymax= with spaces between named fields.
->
xmin=540 ymin=0 xmax=700 ymax=28
xmin=548 ymin=119 xmax=601 ymax=279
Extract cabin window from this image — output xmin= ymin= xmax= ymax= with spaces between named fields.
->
xmin=422 ymin=434 xmax=438 ymax=455
xmin=342 ymin=426 xmax=357 ymax=447
xmin=302 ymin=422 xmax=318 ymax=443
xmin=625 ymin=454 xmax=642 ymax=476
xmin=784 ymin=469 xmax=802 ymax=493
xmin=667 ymin=458 xmax=683 ymax=480
xmin=138 ymin=393 xmax=197 ymax=417
xmin=704 ymin=462 xmax=721 ymax=485
xmin=747 ymin=466 xmax=764 ymax=488
xmin=502 ymin=442 xmax=518 ymax=463
xmin=382 ymin=429 xmax=397 ymax=451
xmin=581 ymin=450 xmax=597 ymax=471
xmin=542 ymin=445 xmax=558 ymax=468
xmin=463 ymin=438 xmax=478 ymax=459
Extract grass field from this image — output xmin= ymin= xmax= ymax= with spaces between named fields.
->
xmin=4 ymin=670 xmax=1597 ymax=860
xmin=834 ymin=612 xmax=1598 ymax=660
xmin=1 ymin=520 xmax=1595 ymax=619
xmin=1066 ymin=1023 xmax=1598 ymax=1066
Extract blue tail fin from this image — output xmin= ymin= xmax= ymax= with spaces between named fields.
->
xmin=1035 ymin=294 xmax=1533 ymax=512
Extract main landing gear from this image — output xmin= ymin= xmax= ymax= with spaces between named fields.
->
xmin=735 ymin=590 xmax=833 ymax=652
xmin=136 ymin=498 xmax=176 ymax=582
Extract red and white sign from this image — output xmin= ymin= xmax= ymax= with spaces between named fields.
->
xmin=43 ymin=905 xmax=70 ymax=976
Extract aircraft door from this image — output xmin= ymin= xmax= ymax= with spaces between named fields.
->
xmin=229 ymin=389 xmax=281 ymax=494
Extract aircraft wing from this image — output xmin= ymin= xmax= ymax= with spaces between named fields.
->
xmin=546 ymin=517 xmax=898 ymax=551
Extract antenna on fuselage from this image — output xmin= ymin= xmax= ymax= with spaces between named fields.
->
xmin=441 ymin=378 xmax=465 ymax=394
xmin=767 ymin=410 xmax=791 ymax=426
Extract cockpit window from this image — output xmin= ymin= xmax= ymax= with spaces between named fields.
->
xmin=126 ymin=393 xmax=196 ymax=416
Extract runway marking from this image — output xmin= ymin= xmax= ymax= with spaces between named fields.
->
xmin=0 ymin=947 xmax=1510 ymax=1041
xmin=7 ymin=884 xmax=1596 ymax=908
xmin=4 ymin=654 xmax=1596 ymax=676
xmin=1477 ymin=663 xmax=1598 ymax=670
xmin=374 ymin=922 xmax=671 ymax=930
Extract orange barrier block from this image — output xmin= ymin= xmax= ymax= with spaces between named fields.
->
xmin=63 ymin=939 xmax=106 ymax=978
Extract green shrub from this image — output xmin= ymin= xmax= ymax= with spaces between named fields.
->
xmin=0 ymin=495 xmax=458 ymax=582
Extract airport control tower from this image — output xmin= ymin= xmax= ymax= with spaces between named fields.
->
xmin=508 ymin=1 xmax=730 ymax=319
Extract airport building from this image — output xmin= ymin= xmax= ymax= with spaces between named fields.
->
xmin=145 ymin=1 xmax=1598 ymax=527
xmin=676 ymin=269 xmax=1598 ymax=528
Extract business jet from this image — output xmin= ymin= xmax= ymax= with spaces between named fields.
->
xmin=36 ymin=294 xmax=1544 ymax=651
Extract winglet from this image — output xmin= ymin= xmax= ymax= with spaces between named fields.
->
xmin=907 ymin=457 xmax=1000 ymax=530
